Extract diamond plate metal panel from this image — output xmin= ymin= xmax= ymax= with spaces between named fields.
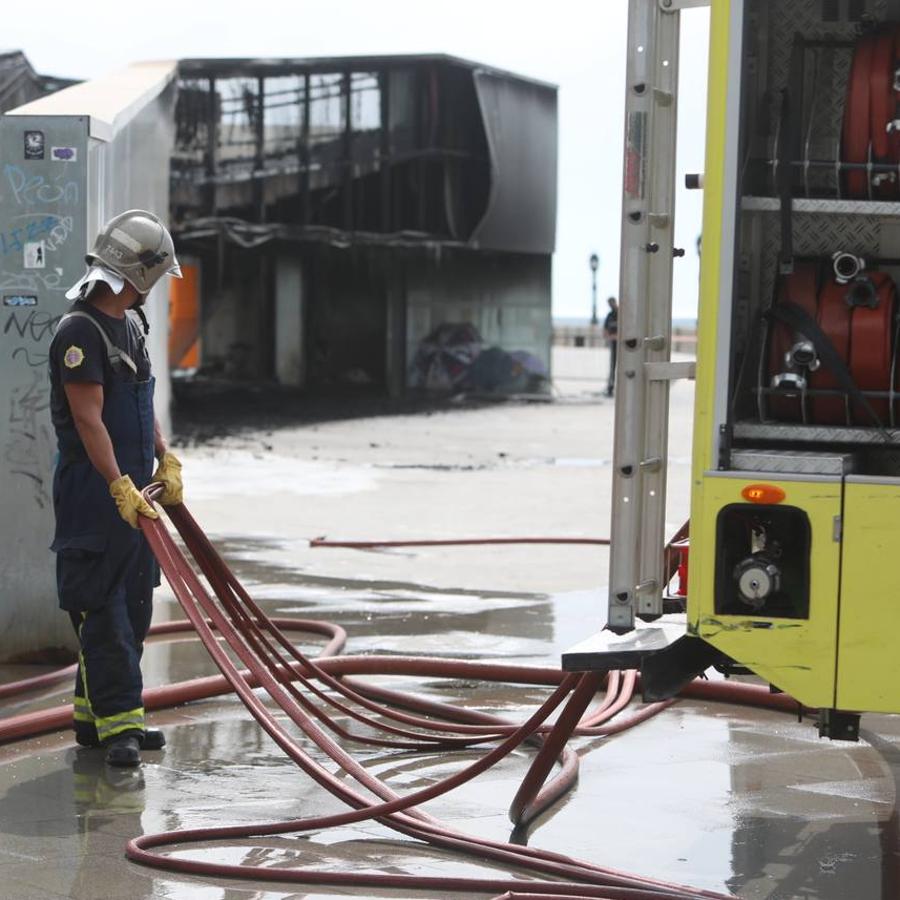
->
xmin=794 ymin=210 xmax=881 ymax=253
xmin=734 ymin=420 xmax=900 ymax=445
xmin=762 ymin=0 xmax=889 ymax=197
xmin=730 ymin=448 xmax=859 ymax=474
xmin=803 ymin=44 xmax=852 ymax=197
xmin=768 ymin=0 xmax=885 ymax=94
xmin=743 ymin=196 xmax=900 ymax=214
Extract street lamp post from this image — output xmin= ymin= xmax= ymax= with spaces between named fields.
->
xmin=589 ymin=253 xmax=599 ymax=326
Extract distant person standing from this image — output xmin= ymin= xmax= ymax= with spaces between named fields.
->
xmin=603 ymin=296 xmax=618 ymax=397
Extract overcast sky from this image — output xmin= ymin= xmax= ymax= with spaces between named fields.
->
xmin=7 ymin=0 xmax=710 ymax=321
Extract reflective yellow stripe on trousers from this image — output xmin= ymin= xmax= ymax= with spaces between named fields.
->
xmin=75 ymin=614 xmax=94 ymax=724
xmin=94 ymin=707 xmax=145 ymax=742
xmin=73 ymin=695 xmax=93 ymax=723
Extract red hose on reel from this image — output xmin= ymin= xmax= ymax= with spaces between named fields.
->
xmin=848 ymin=271 xmax=896 ymax=423
xmin=843 ymin=26 xmax=900 ymax=199
xmin=810 ymin=275 xmax=853 ymax=424
xmin=766 ymin=262 xmax=819 ymax=422
xmin=870 ymin=30 xmax=897 ymax=199
xmin=766 ymin=263 xmax=896 ymax=426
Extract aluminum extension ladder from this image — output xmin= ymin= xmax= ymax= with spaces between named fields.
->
xmin=607 ymin=0 xmax=705 ymax=633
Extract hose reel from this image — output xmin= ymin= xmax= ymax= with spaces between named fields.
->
xmin=762 ymin=257 xmax=899 ymax=427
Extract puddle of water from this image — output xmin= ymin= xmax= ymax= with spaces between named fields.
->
xmin=8 ymin=530 xmax=900 ymax=900
xmin=182 ymin=450 xmax=377 ymax=499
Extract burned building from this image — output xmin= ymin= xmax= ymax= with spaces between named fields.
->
xmin=170 ymin=55 xmax=557 ymax=396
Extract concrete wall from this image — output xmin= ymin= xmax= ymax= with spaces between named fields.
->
xmin=405 ymin=251 xmax=552 ymax=383
xmin=0 ymin=63 xmax=177 ymax=661
xmin=198 ymin=245 xmax=389 ymax=388
xmin=194 ymin=245 xmax=551 ymax=393
xmin=196 ymin=251 xmax=266 ymax=379
xmin=307 ymin=248 xmax=387 ymax=387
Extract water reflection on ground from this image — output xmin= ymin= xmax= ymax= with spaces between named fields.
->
xmin=2 ymin=535 xmax=900 ymax=899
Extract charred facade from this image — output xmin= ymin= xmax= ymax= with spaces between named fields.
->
xmin=170 ymin=55 xmax=557 ymax=395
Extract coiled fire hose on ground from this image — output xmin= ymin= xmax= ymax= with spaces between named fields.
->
xmin=0 ymin=493 xmax=805 ymax=899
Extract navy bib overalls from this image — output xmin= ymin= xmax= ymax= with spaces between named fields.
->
xmin=51 ymin=319 xmax=158 ymax=745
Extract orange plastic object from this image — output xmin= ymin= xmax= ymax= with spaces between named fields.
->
xmin=741 ymin=484 xmax=787 ymax=505
xmin=169 ymin=262 xmax=200 ymax=370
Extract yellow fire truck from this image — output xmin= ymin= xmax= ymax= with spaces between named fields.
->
xmin=565 ymin=0 xmax=900 ymax=740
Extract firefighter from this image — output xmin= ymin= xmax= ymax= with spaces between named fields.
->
xmin=48 ymin=210 xmax=184 ymax=767
xmin=603 ymin=296 xmax=619 ymax=397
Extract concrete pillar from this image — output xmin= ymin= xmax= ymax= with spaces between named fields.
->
xmin=275 ymin=254 xmax=304 ymax=387
xmin=385 ymin=266 xmax=406 ymax=398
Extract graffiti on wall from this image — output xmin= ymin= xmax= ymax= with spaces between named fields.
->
xmin=0 ymin=122 xmax=85 ymax=513
xmin=3 ymin=309 xmax=59 ymax=508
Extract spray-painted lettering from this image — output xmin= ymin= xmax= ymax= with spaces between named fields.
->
xmin=11 ymin=346 xmax=48 ymax=368
xmin=3 ymin=309 xmax=62 ymax=343
xmin=0 ymin=215 xmax=69 ymax=256
xmin=4 ymin=164 xmax=78 ymax=207
xmin=45 ymin=216 xmax=73 ymax=253
xmin=5 ymin=367 xmax=52 ymax=509
xmin=0 ymin=270 xmax=67 ymax=294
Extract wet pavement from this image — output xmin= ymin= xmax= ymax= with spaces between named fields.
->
xmin=2 ymin=347 xmax=900 ymax=899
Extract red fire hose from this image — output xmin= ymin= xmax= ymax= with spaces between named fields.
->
xmin=310 ymin=536 xmax=611 ymax=549
xmin=844 ymin=25 xmax=900 ymax=199
xmin=811 ymin=275 xmax=854 ymax=424
xmin=767 ymin=263 xmax=897 ymax=426
xmin=767 ymin=261 xmax=819 ymax=422
xmin=0 ymin=497 xmax=806 ymax=899
xmin=848 ymin=270 xmax=895 ymax=423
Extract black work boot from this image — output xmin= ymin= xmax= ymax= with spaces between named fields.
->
xmin=140 ymin=728 xmax=166 ymax=751
xmin=74 ymin=724 xmax=100 ymax=748
xmin=104 ymin=733 xmax=142 ymax=767
xmin=77 ymin=727 xmax=165 ymax=750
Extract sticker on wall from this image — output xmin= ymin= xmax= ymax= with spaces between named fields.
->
xmin=50 ymin=146 xmax=77 ymax=162
xmin=2 ymin=294 xmax=38 ymax=307
xmin=24 ymin=130 xmax=44 ymax=160
xmin=23 ymin=241 xmax=46 ymax=269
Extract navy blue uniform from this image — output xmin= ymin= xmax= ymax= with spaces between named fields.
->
xmin=48 ymin=301 xmax=158 ymax=745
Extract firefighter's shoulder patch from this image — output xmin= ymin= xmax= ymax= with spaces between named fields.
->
xmin=63 ymin=345 xmax=85 ymax=369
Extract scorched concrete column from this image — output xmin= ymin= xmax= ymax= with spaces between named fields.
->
xmin=275 ymin=254 xmax=305 ymax=387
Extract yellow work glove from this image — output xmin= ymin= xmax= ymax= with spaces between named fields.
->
xmin=109 ymin=474 xmax=158 ymax=529
xmin=152 ymin=451 xmax=183 ymax=506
